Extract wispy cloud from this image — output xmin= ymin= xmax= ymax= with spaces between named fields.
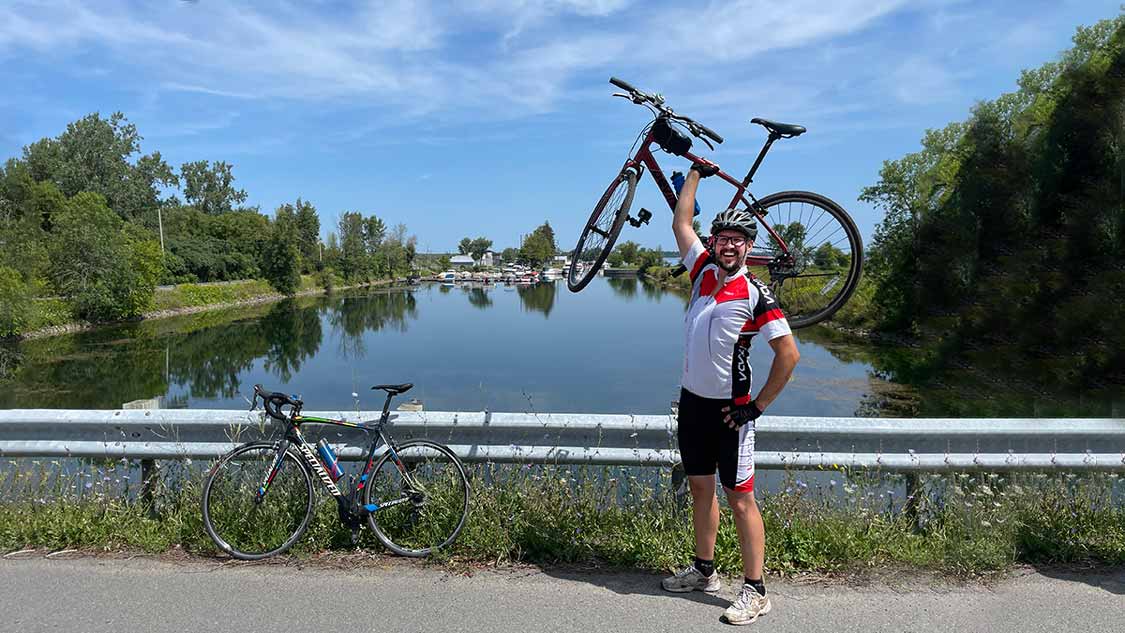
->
xmin=0 ymin=0 xmax=912 ymax=118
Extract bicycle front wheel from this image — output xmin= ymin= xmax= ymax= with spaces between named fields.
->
xmin=748 ymin=191 xmax=863 ymax=329
xmin=201 ymin=442 xmax=314 ymax=560
xmin=567 ymin=169 xmax=637 ymax=292
xmin=364 ymin=440 xmax=470 ymax=557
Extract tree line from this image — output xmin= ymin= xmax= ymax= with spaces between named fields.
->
xmin=453 ymin=222 xmax=560 ymax=268
xmin=859 ymin=13 xmax=1125 ymax=390
xmin=0 ymin=113 xmax=417 ymax=336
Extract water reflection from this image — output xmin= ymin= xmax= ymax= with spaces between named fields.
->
xmin=330 ymin=291 xmax=418 ymax=358
xmin=605 ymin=277 xmax=638 ymax=299
xmin=466 ymin=287 xmax=493 ymax=310
xmin=796 ymin=326 xmax=1124 ymax=418
xmin=516 ymin=281 xmax=556 ymax=317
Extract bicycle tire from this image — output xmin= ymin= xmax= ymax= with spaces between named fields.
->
xmin=201 ymin=441 xmax=315 ymax=560
xmin=364 ymin=440 xmax=470 ymax=557
xmin=748 ymin=191 xmax=863 ymax=329
xmin=567 ymin=169 xmax=637 ymax=292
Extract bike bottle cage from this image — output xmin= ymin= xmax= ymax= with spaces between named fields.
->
xmin=652 ymin=118 xmax=692 ymax=156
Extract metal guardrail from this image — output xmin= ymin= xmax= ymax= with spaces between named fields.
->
xmin=1 ymin=409 xmax=1124 ymax=472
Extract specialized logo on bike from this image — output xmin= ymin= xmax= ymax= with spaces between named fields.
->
xmin=298 ymin=442 xmax=342 ymax=497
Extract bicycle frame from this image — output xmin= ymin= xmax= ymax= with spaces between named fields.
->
xmin=624 ymin=122 xmax=792 ymax=265
xmin=255 ymin=397 xmax=415 ymax=517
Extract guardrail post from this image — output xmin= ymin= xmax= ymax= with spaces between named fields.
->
xmin=140 ymin=459 xmax=158 ymax=514
xmin=904 ymin=473 xmax=922 ymax=532
xmin=122 ymin=398 xmax=163 ymax=515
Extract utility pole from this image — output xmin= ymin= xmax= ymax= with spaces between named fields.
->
xmin=157 ymin=206 xmax=165 ymax=253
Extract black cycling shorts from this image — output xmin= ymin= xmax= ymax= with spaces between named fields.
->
xmin=676 ymin=387 xmax=756 ymax=492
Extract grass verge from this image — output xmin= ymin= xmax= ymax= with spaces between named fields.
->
xmin=1 ymin=461 xmax=1122 ymax=577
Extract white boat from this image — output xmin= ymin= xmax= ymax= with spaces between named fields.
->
xmin=541 ymin=268 xmax=562 ymax=280
xmin=440 ymin=270 xmax=457 ymax=282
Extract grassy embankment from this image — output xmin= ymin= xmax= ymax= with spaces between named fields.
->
xmin=149 ymin=276 xmax=324 ymax=312
xmin=19 ymin=273 xmax=389 ymax=337
xmin=1 ymin=460 xmax=1121 ymax=576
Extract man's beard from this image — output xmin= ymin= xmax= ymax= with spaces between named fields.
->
xmin=716 ymin=250 xmax=743 ymax=273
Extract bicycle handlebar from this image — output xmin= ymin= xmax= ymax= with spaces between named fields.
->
xmin=609 ymin=76 xmax=638 ymax=93
xmin=252 ymin=384 xmax=303 ymax=420
xmin=695 ymin=122 xmax=724 ymax=145
xmin=609 ymin=77 xmax=724 ymax=145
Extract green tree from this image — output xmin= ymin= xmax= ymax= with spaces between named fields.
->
xmin=500 ymin=247 xmax=519 ymax=264
xmin=269 ymin=199 xmax=319 ymax=274
xmin=161 ymin=205 xmax=269 ymax=282
xmin=0 ymin=173 xmax=52 ymax=282
xmin=179 ymin=160 xmax=248 ymax=215
xmin=458 ymin=237 xmax=473 ymax=256
xmin=857 ymin=13 xmax=1125 ymax=388
xmin=338 ymin=212 xmax=368 ymax=282
xmin=0 ymin=267 xmax=34 ymax=337
xmin=261 ymin=218 xmax=300 ymax=295
xmin=47 ymin=192 xmax=162 ymax=321
xmin=466 ymin=237 xmax=492 ymax=260
xmin=813 ymin=243 xmax=850 ymax=269
xmin=519 ymin=222 xmax=558 ymax=267
xmin=635 ymin=247 xmax=664 ymax=273
xmin=610 ymin=240 xmax=641 ymax=266
xmin=22 ymin=112 xmax=177 ymax=223
xmin=293 ymin=199 xmax=321 ymax=273
xmin=323 ymin=232 xmax=342 ymax=272
xmin=363 ymin=216 xmax=386 ymax=257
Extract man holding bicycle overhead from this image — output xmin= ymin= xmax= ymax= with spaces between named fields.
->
xmin=661 ymin=162 xmax=800 ymax=625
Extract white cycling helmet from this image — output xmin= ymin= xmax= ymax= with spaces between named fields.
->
xmin=711 ymin=208 xmax=757 ymax=241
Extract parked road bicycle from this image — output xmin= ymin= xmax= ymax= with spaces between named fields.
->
xmin=201 ymin=383 xmax=470 ymax=560
xmin=568 ymin=77 xmax=863 ymax=328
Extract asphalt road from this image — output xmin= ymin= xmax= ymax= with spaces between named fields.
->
xmin=1 ymin=555 xmax=1122 ymax=632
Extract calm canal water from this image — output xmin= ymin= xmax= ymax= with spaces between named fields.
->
xmin=4 ymin=276 xmax=1119 ymax=416
xmin=0 ymin=277 xmax=898 ymax=415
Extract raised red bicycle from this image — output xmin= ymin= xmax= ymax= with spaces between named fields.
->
xmin=567 ymin=77 xmax=863 ymax=329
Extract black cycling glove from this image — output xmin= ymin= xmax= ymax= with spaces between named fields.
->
xmin=724 ymin=400 xmax=763 ymax=428
xmin=690 ymin=162 xmax=719 ymax=178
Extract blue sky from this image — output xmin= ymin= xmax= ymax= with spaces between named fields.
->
xmin=1 ymin=0 xmax=1120 ymax=253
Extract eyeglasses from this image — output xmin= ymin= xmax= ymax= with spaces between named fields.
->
xmin=712 ymin=235 xmax=748 ymax=247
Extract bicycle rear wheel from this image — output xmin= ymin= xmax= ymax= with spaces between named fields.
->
xmin=201 ymin=442 xmax=314 ymax=560
xmin=567 ymin=169 xmax=637 ymax=292
xmin=747 ymin=191 xmax=863 ymax=329
xmin=364 ymin=440 xmax=470 ymax=557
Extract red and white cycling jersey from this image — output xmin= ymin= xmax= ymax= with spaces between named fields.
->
xmin=681 ymin=240 xmax=792 ymax=401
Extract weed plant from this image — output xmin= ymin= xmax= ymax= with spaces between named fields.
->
xmin=1 ymin=458 xmax=1122 ymax=576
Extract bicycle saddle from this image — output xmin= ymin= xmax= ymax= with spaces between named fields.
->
xmin=372 ymin=383 xmax=413 ymax=395
xmin=751 ymin=118 xmax=806 ymax=137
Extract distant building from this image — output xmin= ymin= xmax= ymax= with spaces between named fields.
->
xmin=450 ymin=255 xmax=475 ymax=267
xmin=554 ymin=255 xmax=568 ymax=267
xmin=480 ymin=251 xmax=495 ymax=267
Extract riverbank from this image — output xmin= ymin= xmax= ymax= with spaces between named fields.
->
xmin=14 ymin=276 xmax=405 ymax=341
